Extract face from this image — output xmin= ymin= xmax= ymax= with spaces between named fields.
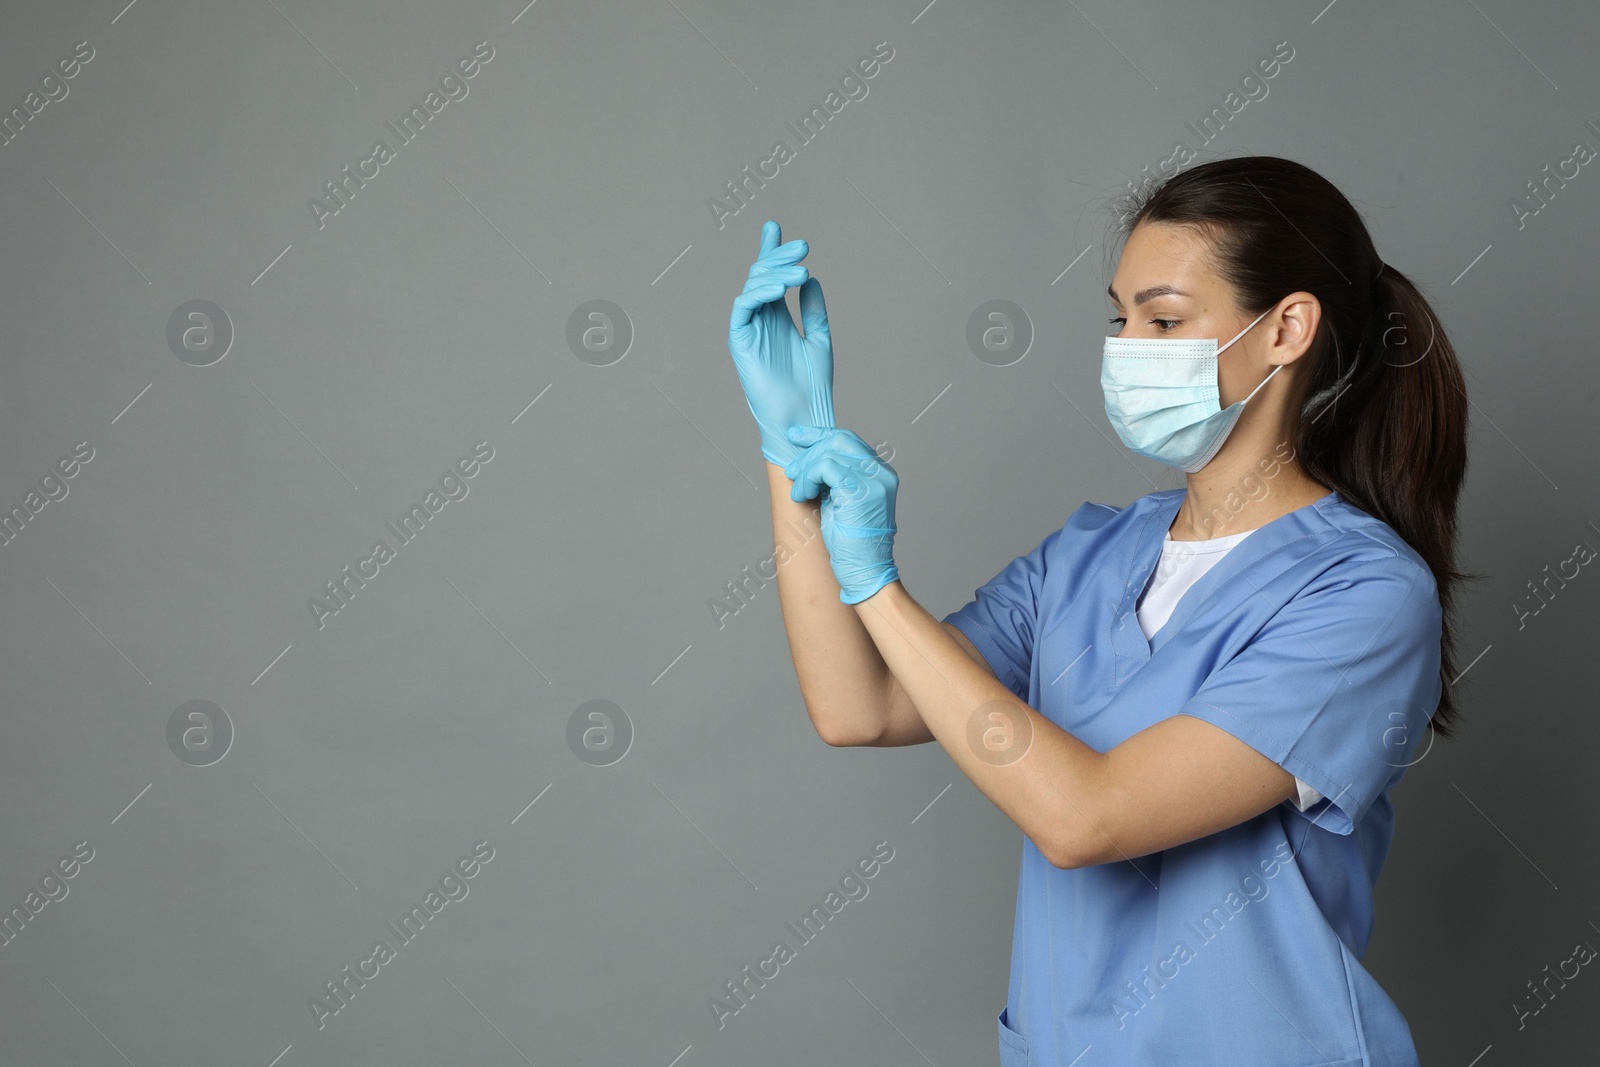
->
xmin=1107 ymin=221 xmax=1275 ymax=407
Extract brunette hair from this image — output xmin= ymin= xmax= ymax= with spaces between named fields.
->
xmin=1111 ymin=155 xmax=1477 ymax=737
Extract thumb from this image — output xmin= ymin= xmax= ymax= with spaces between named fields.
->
xmin=787 ymin=423 xmax=828 ymax=447
xmin=798 ymin=277 xmax=830 ymax=342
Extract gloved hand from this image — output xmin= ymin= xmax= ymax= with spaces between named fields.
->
xmin=783 ymin=424 xmax=900 ymax=605
xmin=727 ymin=219 xmax=836 ymax=468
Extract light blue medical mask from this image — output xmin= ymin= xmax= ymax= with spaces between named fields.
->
xmin=1101 ymin=307 xmax=1278 ymax=473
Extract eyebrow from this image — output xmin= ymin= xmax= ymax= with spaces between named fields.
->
xmin=1107 ymin=283 xmax=1191 ymax=306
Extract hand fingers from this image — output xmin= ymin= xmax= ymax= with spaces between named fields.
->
xmin=730 ymin=260 xmax=809 ymax=334
xmin=734 ymin=222 xmax=810 ymax=334
xmin=748 ymin=236 xmax=809 ymax=283
xmin=785 ymin=428 xmax=850 ymax=496
xmin=812 ymin=433 xmax=893 ymax=500
xmin=785 ymin=423 xmax=828 ymax=450
xmin=732 ymin=261 xmax=806 ymax=316
xmin=784 ymin=426 xmax=881 ymax=473
xmin=755 ymin=238 xmax=809 ymax=271
xmin=728 ymin=280 xmax=789 ymax=332
xmin=785 ymin=428 xmax=881 ymax=496
xmin=798 ymin=277 xmax=830 ymax=342
xmin=747 ymin=263 xmax=809 ymax=289
xmin=783 ymin=425 xmax=847 ymax=479
xmin=789 ymin=451 xmax=857 ymax=504
xmin=746 ymin=253 xmax=809 ymax=291
xmin=800 ymin=426 xmax=877 ymax=464
xmin=753 ymin=218 xmax=807 ymax=268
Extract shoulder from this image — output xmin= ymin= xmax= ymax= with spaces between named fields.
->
xmin=1021 ymin=489 xmax=1179 ymax=567
xmin=1043 ymin=489 xmax=1184 ymax=563
xmin=1289 ymin=493 xmax=1440 ymax=625
xmin=1061 ymin=487 xmax=1180 ymax=537
xmin=1307 ymin=494 xmax=1435 ymax=584
xmin=1014 ymin=490 xmax=1181 ymax=599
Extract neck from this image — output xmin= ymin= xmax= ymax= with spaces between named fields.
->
xmin=1170 ymin=445 xmax=1331 ymax=541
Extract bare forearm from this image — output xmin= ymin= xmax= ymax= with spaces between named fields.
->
xmin=852 ymin=580 xmax=1110 ymax=868
xmin=765 ymin=460 xmax=894 ymax=744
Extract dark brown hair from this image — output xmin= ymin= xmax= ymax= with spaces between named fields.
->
xmin=1111 ymin=155 xmax=1477 ymax=738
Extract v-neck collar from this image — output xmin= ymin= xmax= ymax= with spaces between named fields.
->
xmin=1112 ymin=487 xmax=1342 ymax=664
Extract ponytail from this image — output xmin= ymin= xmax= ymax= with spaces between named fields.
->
xmin=1297 ymin=262 xmax=1477 ymax=738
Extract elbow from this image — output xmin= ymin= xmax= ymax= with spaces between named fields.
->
xmin=806 ymin=693 xmax=894 ymax=747
xmin=1052 ymin=829 xmax=1117 ymax=870
xmin=819 ymin=726 xmax=875 ymax=748
xmin=809 ymin=709 xmax=870 ymax=748
xmin=818 ymin=724 xmax=857 ymax=747
xmin=1044 ymin=791 xmax=1110 ymax=870
xmin=1046 ymin=832 xmax=1086 ymax=870
xmin=1047 ymin=754 xmax=1120 ymax=869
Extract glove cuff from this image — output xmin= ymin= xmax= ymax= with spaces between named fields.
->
xmin=838 ymin=563 xmax=900 ymax=605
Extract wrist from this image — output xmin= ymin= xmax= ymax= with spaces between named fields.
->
xmin=844 ymin=570 xmax=902 ymax=606
xmin=761 ymin=433 xmax=799 ymax=463
xmin=835 ymin=545 xmax=899 ymax=604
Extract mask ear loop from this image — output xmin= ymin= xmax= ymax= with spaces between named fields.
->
xmin=1218 ymin=306 xmax=1279 ymax=404
xmin=1241 ymin=361 xmax=1283 ymax=404
xmin=1216 ymin=306 xmax=1274 ymax=355
xmin=1182 ymin=308 xmax=1282 ymax=474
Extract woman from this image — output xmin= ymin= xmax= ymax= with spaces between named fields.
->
xmin=725 ymin=155 xmax=1470 ymax=1066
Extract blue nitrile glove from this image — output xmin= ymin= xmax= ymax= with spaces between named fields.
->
xmin=727 ymin=219 xmax=836 ymax=468
xmin=783 ymin=424 xmax=900 ymax=605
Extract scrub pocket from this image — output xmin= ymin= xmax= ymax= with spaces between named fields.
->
xmin=997 ymin=1004 xmax=1029 ymax=1066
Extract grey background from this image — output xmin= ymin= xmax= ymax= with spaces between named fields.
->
xmin=1 ymin=0 xmax=1595 ymax=1064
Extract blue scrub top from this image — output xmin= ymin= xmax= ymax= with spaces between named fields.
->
xmin=942 ymin=488 xmax=1440 ymax=1067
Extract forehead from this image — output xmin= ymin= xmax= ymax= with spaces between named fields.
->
xmin=1109 ymin=222 xmax=1223 ymax=303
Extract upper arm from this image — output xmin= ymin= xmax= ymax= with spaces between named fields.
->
xmin=1065 ymin=556 xmax=1442 ymax=867
xmin=1071 ymin=716 xmax=1299 ymax=866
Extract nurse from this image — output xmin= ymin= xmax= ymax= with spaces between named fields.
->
xmin=725 ymin=155 xmax=1471 ymax=1065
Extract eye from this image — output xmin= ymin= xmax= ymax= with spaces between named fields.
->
xmin=1107 ymin=317 xmax=1180 ymax=332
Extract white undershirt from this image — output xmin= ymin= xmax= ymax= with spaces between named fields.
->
xmin=1136 ymin=529 xmax=1326 ymax=814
